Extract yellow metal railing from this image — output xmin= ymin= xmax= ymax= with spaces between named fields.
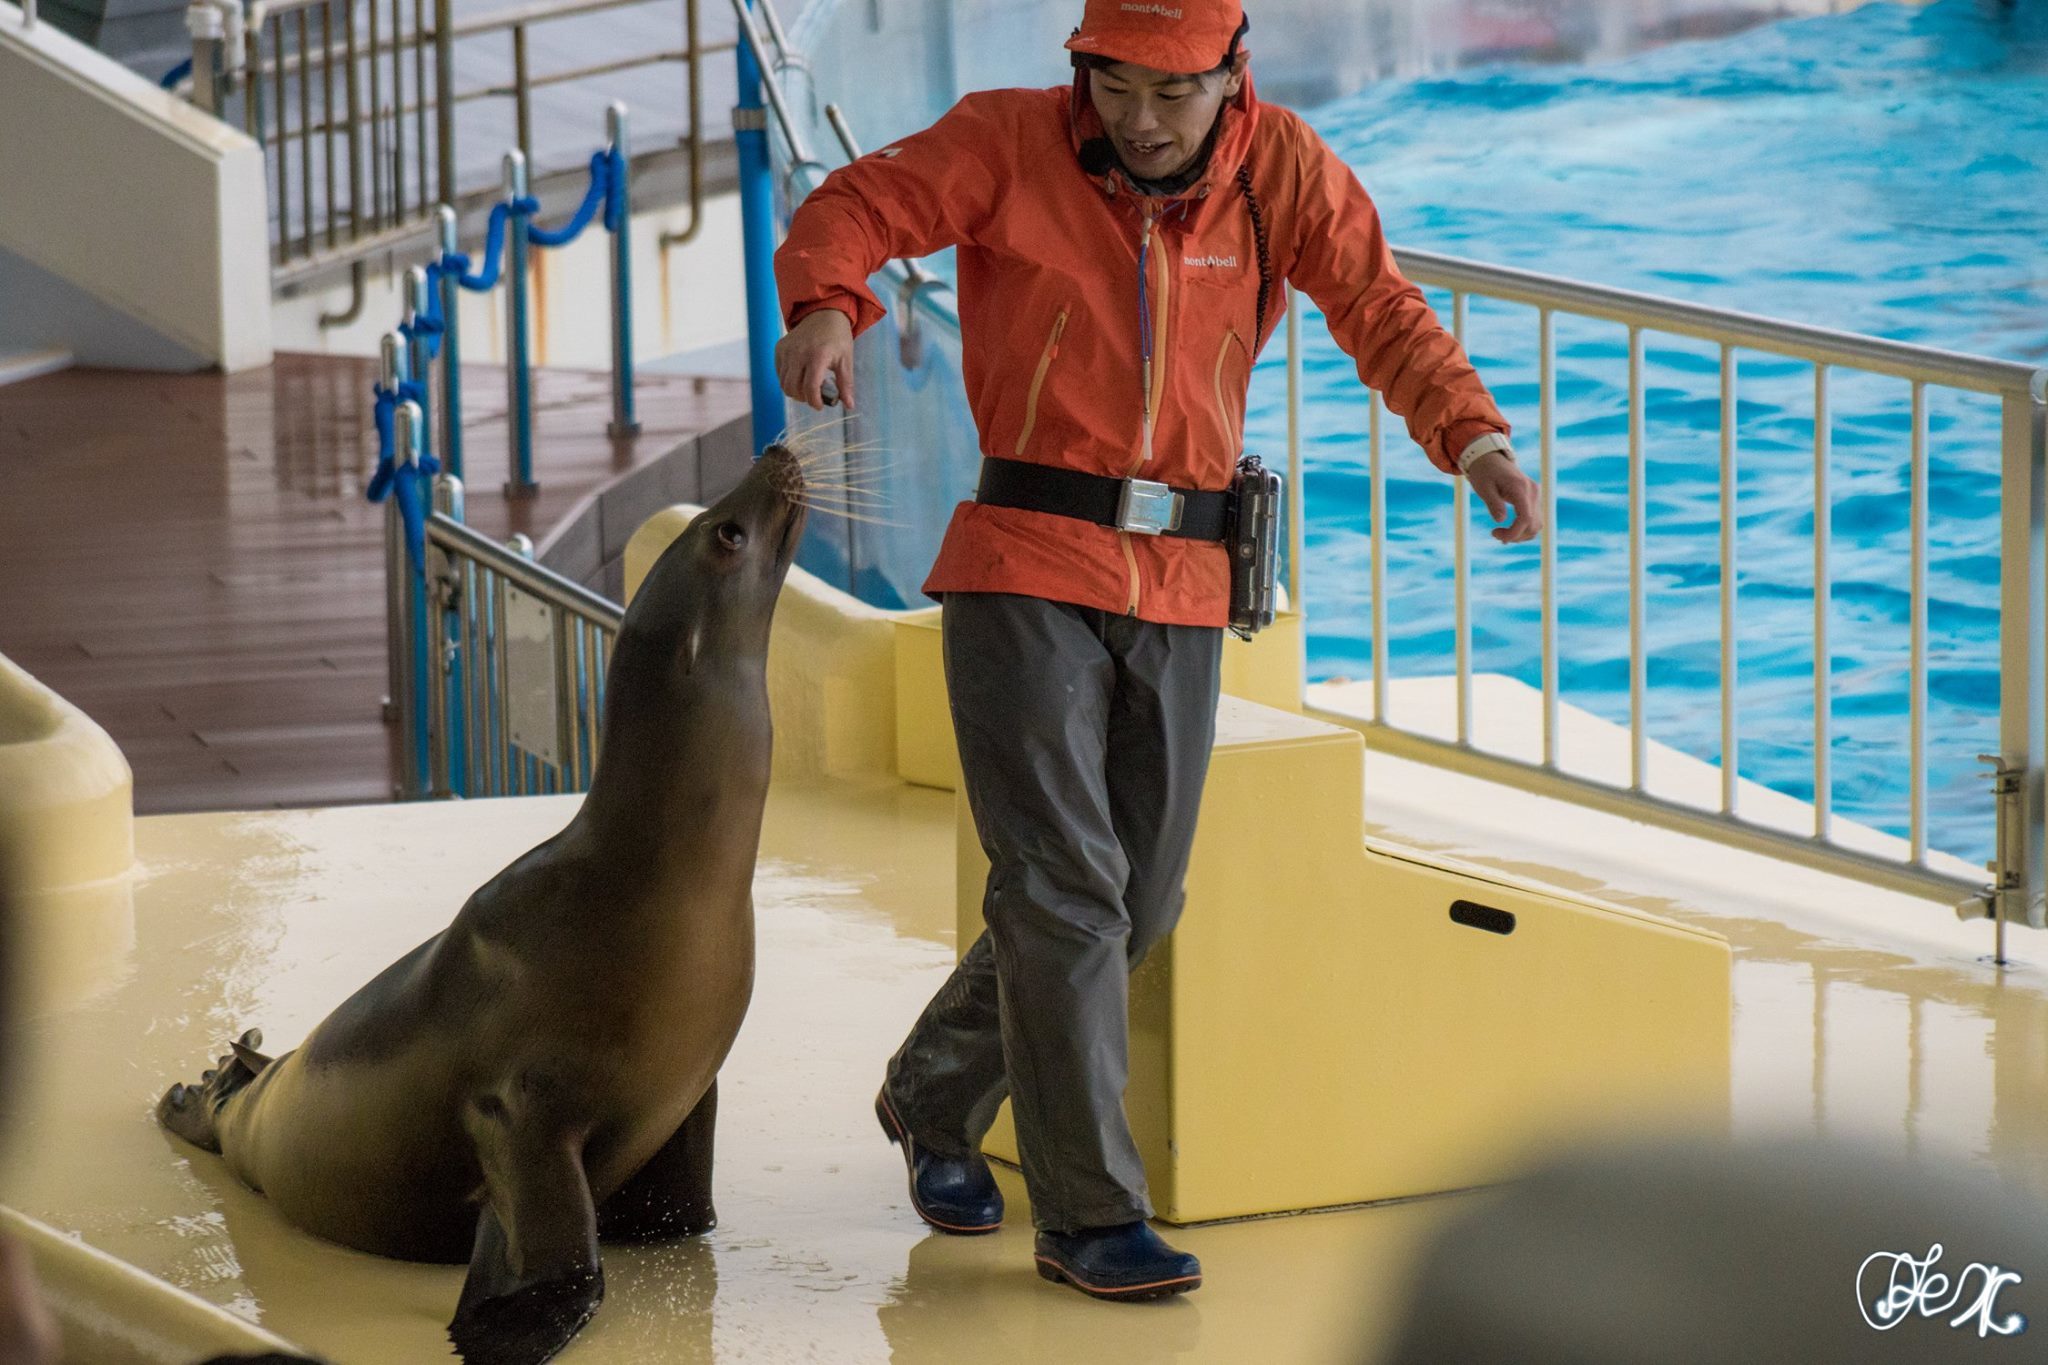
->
xmin=182 ymin=0 xmax=734 ymax=311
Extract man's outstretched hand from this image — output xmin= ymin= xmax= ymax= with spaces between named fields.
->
xmin=775 ymin=308 xmax=857 ymax=413
xmin=1467 ymin=451 xmax=1544 ymax=544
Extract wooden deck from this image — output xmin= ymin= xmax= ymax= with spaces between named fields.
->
xmin=0 ymin=355 xmax=749 ymax=814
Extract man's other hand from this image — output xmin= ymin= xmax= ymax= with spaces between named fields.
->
xmin=1467 ymin=451 xmax=1543 ymax=544
xmin=775 ymin=309 xmax=857 ymax=412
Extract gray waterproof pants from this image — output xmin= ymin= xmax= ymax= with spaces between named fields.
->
xmin=884 ymin=591 xmax=1223 ymax=1231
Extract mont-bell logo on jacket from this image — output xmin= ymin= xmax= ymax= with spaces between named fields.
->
xmin=1120 ymin=3 xmax=1184 ymax=18
xmin=1184 ymin=253 xmax=1239 ymax=270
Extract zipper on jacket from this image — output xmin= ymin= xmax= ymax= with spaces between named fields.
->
xmin=1214 ymin=327 xmax=1249 ymax=441
xmin=1118 ymin=528 xmax=1142 ymax=616
xmin=1134 ymin=205 xmax=1168 ymax=478
xmin=1125 ymin=205 xmax=1166 ymax=617
xmin=1014 ymin=309 xmax=1070 ymax=458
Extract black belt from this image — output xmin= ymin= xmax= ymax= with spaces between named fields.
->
xmin=974 ymin=457 xmax=1230 ymax=541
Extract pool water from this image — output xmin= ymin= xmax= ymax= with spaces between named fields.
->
xmin=1246 ymin=0 xmax=2048 ymax=864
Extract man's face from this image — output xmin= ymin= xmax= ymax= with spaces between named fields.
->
xmin=1089 ymin=57 xmax=1246 ymax=181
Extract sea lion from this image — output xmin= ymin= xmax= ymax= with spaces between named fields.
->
xmin=157 ymin=445 xmax=808 ymax=1365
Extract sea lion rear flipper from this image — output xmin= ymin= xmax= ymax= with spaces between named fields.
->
xmin=448 ymin=1094 xmax=604 ymax=1365
xmin=597 ymin=1078 xmax=719 ymax=1243
xmin=229 ymin=1029 xmax=274 ymax=1075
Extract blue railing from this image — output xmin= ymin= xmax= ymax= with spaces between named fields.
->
xmin=372 ymin=106 xmax=640 ymax=798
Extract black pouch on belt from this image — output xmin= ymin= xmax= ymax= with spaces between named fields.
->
xmin=1226 ymin=453 xmax=1280 ymax=641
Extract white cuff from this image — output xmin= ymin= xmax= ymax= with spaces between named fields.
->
xmin=1457 ymin=432 xmax=1515 ymax=474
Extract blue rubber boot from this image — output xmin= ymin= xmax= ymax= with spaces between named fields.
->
xmin=1034 ymin=1221 xmax=1203 ymax=1301
xmin=875 ymin=1091 xmax=1003 ymax=1234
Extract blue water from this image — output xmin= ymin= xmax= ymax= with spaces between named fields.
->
xmin=1237 ymin=0 xmax=2048 ymax=865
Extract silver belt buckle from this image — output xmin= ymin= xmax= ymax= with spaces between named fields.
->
xmin=1116 ymin=478 xmax=1182 ymax=535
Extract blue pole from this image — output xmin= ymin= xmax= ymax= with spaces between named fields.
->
xmin=737 ymin=0 xmax=784 ymax=457
xmin=607 ymin=102 xmax=641 ymax=438
xmin=404 ymin=266 xmax=435 ymax=463
xmin=397 ymin=401 xmax=433 ymax=793
xmin=437 ymin=204 xmax=465 ymax=481
xmin=435 ymin=471 xmax=468 ymax=797
xmin=504 ymin=150 xmax=538 ymax=496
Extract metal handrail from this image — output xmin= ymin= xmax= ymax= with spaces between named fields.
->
xmin=410 ymin=508 xmax=624 ymax=800
xmin=1397 ymin=248 xmax=2041 ymax=396
xmin=186 ymin=0 xmax=725 ymax=305
xmin=729 ymin=0 xmax=810 ymax=166
xmin=429 ymin=514 xmax=624 ymax=626
xmin=1381 ymin=249 xmax=2046 ymax=934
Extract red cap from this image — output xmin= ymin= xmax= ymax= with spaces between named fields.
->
xmin=1064 ymin=0 xmax=1245 ymax=76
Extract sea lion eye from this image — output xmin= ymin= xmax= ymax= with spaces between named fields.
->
xmin=717 ymin=522 xmax=746 ymax=552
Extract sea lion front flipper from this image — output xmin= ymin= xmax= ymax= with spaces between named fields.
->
xmin=448 ymin=1094 xmax=604 ymax=1365
xmin=598 ymin=1078 xmax=719 ymax=1243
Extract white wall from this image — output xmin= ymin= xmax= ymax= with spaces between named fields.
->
xmin=270 ymin=191 xmax=749 ymax=371
xmin=0 ymin=7 xmax=271 ymax=372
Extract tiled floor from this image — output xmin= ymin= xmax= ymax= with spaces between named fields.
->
xmin=0 ymin=357 xmax=747 ymax=814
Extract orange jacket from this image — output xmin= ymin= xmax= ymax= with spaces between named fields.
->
xmin=775 ymin=70 xmax=1508 ymax=627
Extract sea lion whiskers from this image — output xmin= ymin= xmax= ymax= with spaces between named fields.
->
xmin=792 ymin=477 xmax=890 ymax=501
xmin=773 ymin=417 xmax=855 ymax=461
xmin=776 ymin=429 xmax=898 ymax=473
xmin=795 ymin=493 xmax=892 ymax=513
xmin=789 ymin=502 xmax=906 ymax=530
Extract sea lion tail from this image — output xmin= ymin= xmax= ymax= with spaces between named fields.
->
xmin=157 ymin=1028 xmax=270 ymax=1151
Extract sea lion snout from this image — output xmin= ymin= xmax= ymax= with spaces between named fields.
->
xmin=683 ymin=443 xmax=807 ymax=570
xmin=739 ymin=443 xmax=808 ymax=569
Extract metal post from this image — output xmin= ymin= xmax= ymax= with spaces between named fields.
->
xmin=1994 ymin=376 xmax=2048 ymax=939
xmin=736 ymin=0 xmax=786 ymax=455
xmin=23 ymin=0 xmax=35 ymax=27
xmin=1284 ymin=285 xmax=1305 ymax=695
xmin=404 ymin=265 xmax=434 ymax=461
xmin=436 ymin=204 xmax=465 ymax=479
xmin=396 ymin=397 xmax=433 ymax=797
xmin=504 ymin=150 xmax=538 ymax=496
xmin=607 ymin=102 xmax=641 ymax=438
xmin=429 ymin=471 xmax=467 ymax=798
xmin=381 ymin=332 xmax=409 ymax=730
xmin=186 ymin=2 xmax=221 ymax=111
xmin=434 ymin=0 xmax=455 ymax=208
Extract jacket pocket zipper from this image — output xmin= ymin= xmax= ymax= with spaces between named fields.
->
xmin=1213 ymin=328 xmax=1249 ymax=442
xmin=1014 ymin=309 xmax=1070 ymax=458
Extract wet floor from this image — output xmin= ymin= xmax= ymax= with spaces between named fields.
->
xmin=4 ymin=759 xmax=2047 ymax=1361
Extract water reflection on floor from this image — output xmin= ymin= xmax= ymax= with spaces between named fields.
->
xmin=3 ymin=761 xmax=2046 ymax=1361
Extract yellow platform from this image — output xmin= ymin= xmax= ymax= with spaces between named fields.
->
xmin=962 ymin=694 xmax=1732 ymax=1223
xmin=0 ymin=706 xmax=2041 ymax=1361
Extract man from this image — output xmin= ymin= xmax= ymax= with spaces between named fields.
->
xmin=775 ymin=0 xmax=1540 ymax=1301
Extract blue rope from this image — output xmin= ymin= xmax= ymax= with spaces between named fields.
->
xmin=160 ymin=58 xmax=193 ymax=89
xmin=400 ymin=262 xmax=453 ymax=361
xmin=443 ymin=202 xmax=509 ymax=291
xmin=365 ymin=379 xmax=441 ymax=573
xmin=526 ymin=151 xmax=612 ymax=248
xmin=603 ymin=145 xmax=628 ymax=234
xmin=365 ymin=139 xmax=630 ymax=551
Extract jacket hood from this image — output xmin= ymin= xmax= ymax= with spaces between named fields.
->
xmin=1067 ymin=64 xmax=1262 ymax=211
